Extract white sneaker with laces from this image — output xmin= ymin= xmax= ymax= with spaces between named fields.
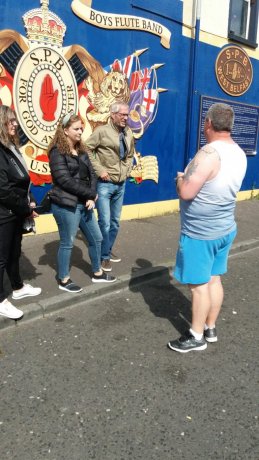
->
xmin=0 ymin=299 xmax=23 ymax=319
xmin=12 ymin=283 xmax=42 ymax=300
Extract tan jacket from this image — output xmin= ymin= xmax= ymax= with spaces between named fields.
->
xmin=85 ymin=120 xmax=135 ymax=183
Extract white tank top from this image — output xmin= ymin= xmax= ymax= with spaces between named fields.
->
xmin=180 ymin=141 xmax=247 ymax=239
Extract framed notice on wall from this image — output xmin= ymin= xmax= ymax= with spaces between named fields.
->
xmin=198 ymin=96 xmax=259 ymax=155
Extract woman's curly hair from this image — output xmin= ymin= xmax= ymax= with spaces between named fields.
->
xmin=0 ymin=105 xmax=19 ymax=148
xmin=47 ymin=113 xmax=85 ymax=156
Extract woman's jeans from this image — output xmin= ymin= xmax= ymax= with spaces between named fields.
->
xmin=52 ymin=203 xmax=103 ymax=280
xmin=0 ymin=220 xmax=24 ymax=302
xmin=96 ymin=181 xmax=126 ymax=260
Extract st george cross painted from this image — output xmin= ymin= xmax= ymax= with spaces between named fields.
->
xmin=0 ymin=0 xmax=169 ymax=192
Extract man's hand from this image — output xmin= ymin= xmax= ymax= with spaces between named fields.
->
xmin=175 ymin=172 xmax=185 ymax=195
xmin=100 ymin=171 xmax=110 ymax=181
xmin=176 ymin=172 xmax=185 ymax=180
xmin=177 ymin=147 xmax=220 ymax=201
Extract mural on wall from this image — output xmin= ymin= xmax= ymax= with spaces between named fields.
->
xmin=71 ymin=0 xmax=171 ymax=49
xmin=0 ymin=0 xmax=168 ymax=194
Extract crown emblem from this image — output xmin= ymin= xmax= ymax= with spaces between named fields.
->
xmin=23 ymin=0 xmax=66 ymax=48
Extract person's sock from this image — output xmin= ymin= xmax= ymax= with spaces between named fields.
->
xmin=190 ymin=328 xmax=203 ymax=341
xmin=204 ymin=323 xmax=215 ymax=330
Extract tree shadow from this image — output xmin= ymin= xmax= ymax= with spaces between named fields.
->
xmin=128 ymin=258 xmax=191 ymax=335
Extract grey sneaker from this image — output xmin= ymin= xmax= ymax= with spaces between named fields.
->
xmin=92 ymin=272 xmax=116 ymax=283
xmin=59 ymin=279 xmax=82 ymax=293
xmin=110 ymin=253 xmax=121 ymax=263
xmin=167 ymin=331 xmax=207 ymax=353
xmin=204 ymin=327 xmax=218 ymax=343
xmin=101 ymin=259 xmax=112 ymax=272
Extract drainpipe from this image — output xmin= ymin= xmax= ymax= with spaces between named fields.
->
xmin=184 ymin=0 xmax=201 ymax=166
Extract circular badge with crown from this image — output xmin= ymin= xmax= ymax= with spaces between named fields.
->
xmin=13 ymin=45 xmax=78 ymax=149
xmin=12 ymin=0 xmax=78 ymax=149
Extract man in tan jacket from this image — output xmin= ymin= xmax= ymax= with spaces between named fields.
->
xmin=86 ymin=101 xmax=135 ymax=272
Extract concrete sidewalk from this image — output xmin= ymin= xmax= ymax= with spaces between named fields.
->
xmin=1 ymin=199 xmax=259 ymax=329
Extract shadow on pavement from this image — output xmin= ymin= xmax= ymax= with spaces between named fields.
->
xmin=38 ymin=239 xmax=93 ymax=278
xmin=128 ymin=258 xmax=191 ymax=335
xmin=4 ymin=252 xmax=43 ymax=297
xmin=20 ymin=252 xmax=43 ymax=281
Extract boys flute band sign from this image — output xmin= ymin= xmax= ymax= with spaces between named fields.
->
xmin=71 ymin=0 xmax=171 ymax=49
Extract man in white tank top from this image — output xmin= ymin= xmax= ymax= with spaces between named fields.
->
xmin=168 ymin=103 xmax=247 ymax=353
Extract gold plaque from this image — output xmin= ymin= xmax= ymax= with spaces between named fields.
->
xmin=215 ymin=45 xmax=253 ymax=97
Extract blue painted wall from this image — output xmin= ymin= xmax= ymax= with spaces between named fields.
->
xmin=0 ymin=0 xmax=258 ymax=207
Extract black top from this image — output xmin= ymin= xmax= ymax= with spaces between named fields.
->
xmin=0 ymin=141 xmax=31 ymax=224
xmin=49 ymin=147 xmax=97 ymax=208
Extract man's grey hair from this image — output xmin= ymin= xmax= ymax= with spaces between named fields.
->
xmin=110 ymin=101 xmax=129 ymax=114
xmin=205 ymin=103 xmax=234 ymax=132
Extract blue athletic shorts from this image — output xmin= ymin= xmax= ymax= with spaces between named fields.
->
xmin=173 ymin=230 xmax=237 ymax=285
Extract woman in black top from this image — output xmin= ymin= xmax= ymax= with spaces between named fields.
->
xmin=48 ymin=113 xmax=116 ymax=292
xmin=0 ymin=105 xmax=41 ymax=320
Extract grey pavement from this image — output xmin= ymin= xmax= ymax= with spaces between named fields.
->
xmin=0 ymin=245 xmax=258 ymax=459
xmin=1 ymin=198 xmax=259 ymax=330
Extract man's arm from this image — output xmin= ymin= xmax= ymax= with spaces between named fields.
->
xmin=176 ymin=145 xmax=220 ymax=200
xmin=85 ymin=130 xmax=108 ymax=179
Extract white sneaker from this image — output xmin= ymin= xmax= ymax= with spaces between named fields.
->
xmin=0 ymin=299 xmax=23 ymax=319
xmin=12 ymin=283 xmax=42 ymax=300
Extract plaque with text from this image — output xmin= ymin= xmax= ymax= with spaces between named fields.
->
xmin=198 ymin=96 xmax=259 ymax=155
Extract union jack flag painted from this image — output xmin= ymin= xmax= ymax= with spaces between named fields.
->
xmin=130 ymin=67 xmax=151 ymax=91
xmin=104 ymin=54 xmax=135 ymax=79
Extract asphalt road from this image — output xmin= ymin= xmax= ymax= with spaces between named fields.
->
xmin=0 ymin=248 xmax=258 ymax=460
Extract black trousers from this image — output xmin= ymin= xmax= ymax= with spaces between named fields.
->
xmin=0 ymin=219 xmax=24 ymax=302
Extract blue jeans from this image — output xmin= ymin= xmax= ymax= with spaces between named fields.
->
xmin=52 ymin=203 xmax=102 ymax=279
xmin=96 ymin=181 xmax=126 ymax=260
